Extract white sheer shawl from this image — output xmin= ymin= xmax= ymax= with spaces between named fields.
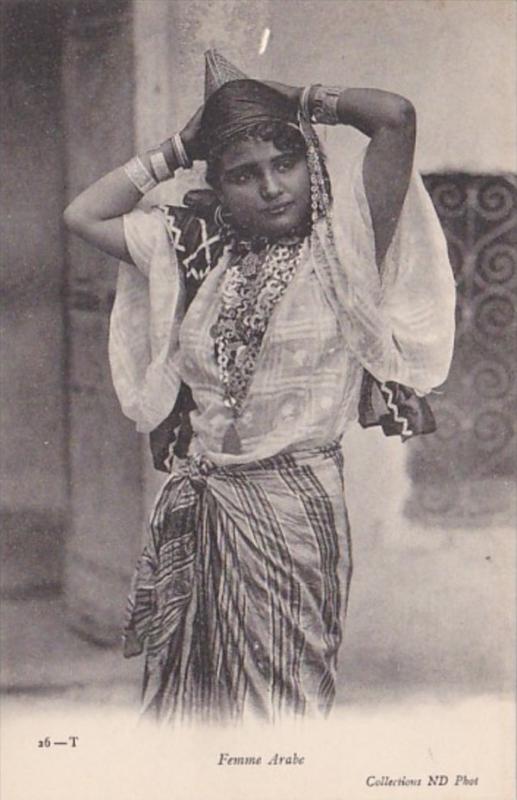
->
xmin=108 ymin=148 xmax=456 ymax=433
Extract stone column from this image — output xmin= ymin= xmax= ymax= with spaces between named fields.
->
xmin=0 ymin=0 xmax=67 ymax=593
xmin=62 ymin=0 xmax=144 ymax=643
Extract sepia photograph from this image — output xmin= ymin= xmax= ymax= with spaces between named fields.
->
xmin=1 ymin=0 xmax=515 ymax=798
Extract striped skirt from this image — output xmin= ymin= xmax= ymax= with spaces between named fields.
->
xmin=123 ymin=442 xmax=352 ymax=724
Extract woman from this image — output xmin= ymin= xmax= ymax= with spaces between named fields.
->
xmin=64 ymin=50 xmax=455 ymax=724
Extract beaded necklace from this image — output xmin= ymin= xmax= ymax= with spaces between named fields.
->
xmin=208 ymin=113 xmax=329 ymax=419
xmin=210 ymin=237 xmax=304 ymax=416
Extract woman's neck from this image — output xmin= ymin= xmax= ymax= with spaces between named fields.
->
xmin=223 ymin=219 xmax=311 ymax=255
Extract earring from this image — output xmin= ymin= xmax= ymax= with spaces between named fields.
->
xmin=215 ymin=204 xmax=233 ymax=227
xmin=215 ymin=203 xmax=236 ymax=246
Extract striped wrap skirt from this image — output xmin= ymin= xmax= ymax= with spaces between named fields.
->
xmin=123 ymin=441 xmax=352 ymax=724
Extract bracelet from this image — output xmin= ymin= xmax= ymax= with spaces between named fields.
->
xmin=123 ymin=156 xmax=157 ymax=194
xmin=310 ymin=85 xmax=342 ymax=125
xmin=299 ymin=85 xmax=314 ymax=120
xmin=160 ymin=137 xmax=177 ymax=174
xmin=150 ymin=149 xmax=173 ymax=182
xmin=299 ymin=84 xmax=342 ymax=125
xmin=171 ymin=133 xmax=192 ymax=169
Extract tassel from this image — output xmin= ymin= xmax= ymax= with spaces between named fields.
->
xmin=222 ymin=422 xmax=242 ymax=454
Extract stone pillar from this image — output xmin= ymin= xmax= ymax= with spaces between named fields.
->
xmin=62 ymin=0 xmax=144 ymax=642
xmin=0 ymin=0 xmax=67 ymax=592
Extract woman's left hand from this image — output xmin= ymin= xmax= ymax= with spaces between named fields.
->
xmin=180 ymin=105 xmax=205 ymax=162
xmin=261 ymin=80 xmax=302 ymax=108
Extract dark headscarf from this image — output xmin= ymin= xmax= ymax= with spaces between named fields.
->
xmin=199 ymin=79 xmax=297 ymax=156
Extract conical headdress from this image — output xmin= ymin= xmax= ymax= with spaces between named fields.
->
xmin=204 ymin=49 xmax=249 ymax=101
xmin=202 ymin=49 xmax=331 ymax=225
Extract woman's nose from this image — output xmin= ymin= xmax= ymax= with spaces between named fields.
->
xmin=259 ymin=171 xmax=282 ymax=200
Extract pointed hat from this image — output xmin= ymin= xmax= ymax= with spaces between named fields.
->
xmin=204 ymin=49 xmax=249 ymax=100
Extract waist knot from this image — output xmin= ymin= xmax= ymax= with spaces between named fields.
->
xmin=180 ymin=454 xmax=215 ymax=490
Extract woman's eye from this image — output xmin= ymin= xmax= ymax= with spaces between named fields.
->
xmin=229 ymin=171 xmax=252 ymax=185
xmin=276 ymin=156 xmax=296 ymax=172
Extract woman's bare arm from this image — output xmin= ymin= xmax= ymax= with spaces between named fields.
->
xmin=63 ymin=107 xmax=204 ymax=262
xmin=334 ymin=88 xmax=416 ymax=266
xmin=265 ymin=81 xmax=416 ymax=267
xmin=63 ymin=166 xmax=144 ymax=263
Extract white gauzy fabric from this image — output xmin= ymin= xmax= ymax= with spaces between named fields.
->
xmin=317 ymin=151 xmax=456 ymax=393
xmin=108 ymin=210 xmax=186 ymax=432
xmin=108 ymin=148 xmax=455 ymax=440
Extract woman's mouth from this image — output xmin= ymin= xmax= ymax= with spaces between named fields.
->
xmin=263 ymin=201 xmax=294 ymax=217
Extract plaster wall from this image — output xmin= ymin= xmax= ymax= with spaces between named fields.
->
xmin=268 ymin=0 xmax=516 ymax=173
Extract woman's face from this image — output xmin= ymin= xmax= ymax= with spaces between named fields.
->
xmin=216 ymin=138 xmax=311 ymax=240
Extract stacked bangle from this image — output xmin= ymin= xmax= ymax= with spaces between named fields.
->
xmin=299 ymin=84 xmax=342 ymax=125
xmin=171 ymin=133 xmax=192 ymax=169
xmin=123 ymin=132 xmax=192 ymax=194
xmin=123 ymin=156 xmax=157 ymax=194
xmin=299 ymin=85 xmax=314 ymax=121
xmin=160 ymin=137 xmax=177 ymax=174
xmin=150 ymin=149 xmax=172 ymax=182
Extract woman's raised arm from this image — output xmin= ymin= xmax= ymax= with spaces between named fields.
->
xmin=265 ymin=81 xmax=416 ymax=267
xmin=63 ymin=106 xmax=204 ymax=263
xmin=333 ymin=87 xmax=416 ymax=266
xmin=63 ymin=165 xmax=144 ymax=263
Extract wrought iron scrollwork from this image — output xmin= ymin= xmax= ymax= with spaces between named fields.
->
xmin=407 ymin=174 xmax=516 ymax=525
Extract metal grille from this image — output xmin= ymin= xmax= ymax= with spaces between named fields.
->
xmin=406 ymin=174 xmax=517 ymax=525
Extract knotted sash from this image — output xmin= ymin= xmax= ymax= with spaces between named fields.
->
xmin=123 ymin=442 xmax=351 ymax=721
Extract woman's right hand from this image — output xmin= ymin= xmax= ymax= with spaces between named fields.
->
xmin=180 ymin=105 xmax=205 ymax=162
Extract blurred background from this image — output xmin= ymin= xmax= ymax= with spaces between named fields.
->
xmin=1 ymin=0 xmax=515 ymax=716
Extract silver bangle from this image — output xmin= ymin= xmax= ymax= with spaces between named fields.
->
xmin=172 ymin=133 xmax=192 ymax=169
xmin=123 ymin=156 xmax=158 ymax=194
xmin=299 ymin=85 xmax=313 ymax=120
xmin=310 ymin=85 xmax=342 ymax=125
xmin=150 ymin=150 xmax=173 ymax=182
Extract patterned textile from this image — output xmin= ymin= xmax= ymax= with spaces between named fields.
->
xmin=211 ymin=239 xmax=304 ymax=416
xmin=123 ymin=442 xmax=351 ymax=723
xmin=358 ymin=371 xmax=437 ymax=440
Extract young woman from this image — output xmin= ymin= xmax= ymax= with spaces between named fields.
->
xmin=64 ymin=50 xmax=455 ymax=724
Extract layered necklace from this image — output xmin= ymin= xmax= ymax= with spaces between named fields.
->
xmin=210 ymin=235 xmax=305 ymax=416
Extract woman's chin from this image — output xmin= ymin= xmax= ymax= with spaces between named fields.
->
xmin=259 ymin=214 xmax=309 ymax=241
xmin=231 ymin=208 xmax=310 ymax=242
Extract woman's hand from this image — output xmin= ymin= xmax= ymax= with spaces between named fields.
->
xmin=180 ymin=105 xmax=205 ymax=162
xmin=261 ymin=80 xmax=302 ymax=108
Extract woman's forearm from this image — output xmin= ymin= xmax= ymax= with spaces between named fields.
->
xmin=63 ymin=146 xmax=182 ymax=262
xmin=308 ymin=85 xmax=416 ymax=266
xmin=64 ymin=165 xmax=144 ymax=230
xmin=63 ymin=106 xmax=202 ymax=262
xmin=271 ymin=81 xmax=415 ymax=137
xmin=322 ymin=86 xmax=415 ymax=137
xmin=64 ymin=148 xmax=178 ymax=230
